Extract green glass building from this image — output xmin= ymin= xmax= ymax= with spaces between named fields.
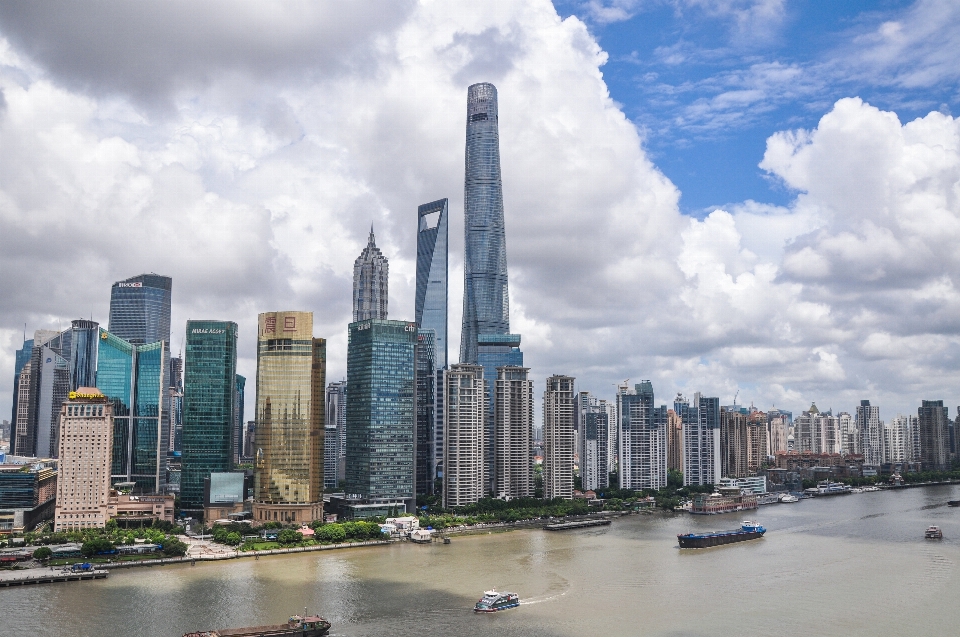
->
xmin=96 ymin=329 xmax=165 ymax=492
xmin=346 ymin=319 xmax=418 ymax=507
xmin=180 ymin=321 xmax=239 ymax=511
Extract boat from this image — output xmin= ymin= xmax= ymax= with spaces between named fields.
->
xmin=925 ymin=526 xmax=943 ymax=539
xmin=183 ymin=613 xmax=331 ymax=637
xmin=948 ymin=501 xmax=960 ymax=507
xmin=474 ymin=589 xmax=520 ymax=612
xmin=803 ymin=481 xmax=852 ymax=497
xmin=778 ymin=494 xmax=799 ymax=503
xmin=677 ymin=521 xmax=766 ymax=548
xmin=863 ymin=486 xmax=880 ymax=492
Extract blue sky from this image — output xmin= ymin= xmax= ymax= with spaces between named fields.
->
xmin=554 ymin=0 xmax=960 ymax=214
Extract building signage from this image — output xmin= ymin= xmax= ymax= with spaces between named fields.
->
xmin=356 ymin=322 xmax=371 ymax=331
xmin=191 ymin=328 xmax=226 ymax=334
xmin=404 ymin=324 xmax=416 ymax=332
xmin=69 ymin=391 xmax=103 ymax=400
xmin=117 ymin=282 xmax=143 ymax=288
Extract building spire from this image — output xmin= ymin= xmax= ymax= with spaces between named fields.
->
xmin=369 ymin=224 xmax=375 ymax=246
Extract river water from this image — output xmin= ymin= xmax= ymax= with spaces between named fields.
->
xmin=4 ymin=485 xmax=960 ymax=637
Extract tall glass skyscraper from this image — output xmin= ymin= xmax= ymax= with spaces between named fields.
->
xmin=415 ymin=329 xmax=436 ymax=495
xmin=252 ymin=311 xmax=325 ymax=524
xmin=11 ymin=337 xmax=34 ymax=437
xmin=96 ymin=328 xmax=165 ymax=492
xmin=461 ymin=83 xmax=510 ymax=364
xmin=180 ymin=321 xmax=238 ymax=510
xmin=345 ymin=319 xmax=417 ymax=508
xmin=416 ymin=198 xmax=448 ymax=369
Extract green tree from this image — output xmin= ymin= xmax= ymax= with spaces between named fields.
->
xmin=162 ymin=537 xmax=188 ymax=557
xmin=80 ymin=537 xmax=115 ymax=557
xmin=224 ymin=532 xmax=241 ymax=546
xmin=318 ymin=524 xmax=346 ymax=543
xmin=33 ymin=546 xmax=52 ymax=561
xmin=277 ymin=529 xmax=301 ymax=545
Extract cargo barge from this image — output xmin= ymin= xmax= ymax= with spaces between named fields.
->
xmin=183 ymin=613 xmax=330 ymax=637
xmin=677 ymin=521 xmax=766 ymax=548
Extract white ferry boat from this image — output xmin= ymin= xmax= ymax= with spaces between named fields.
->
xmin=474 ymin=590 xmax=520 ymax=612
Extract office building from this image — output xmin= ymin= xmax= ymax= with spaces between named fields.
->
xmin=345 ymin=319 xmax=417 ymax=508
xmin=68 ymin=319 xmax=99 ymax=391
xmin=0 ymin=460 xmax=57 ymax=533
xmin=54 ymin=388 xmax=112 ymax=531
xmin=353 ymin=228 xmax=389 ymax=322
xmin=918 ymin=400 xmax=949 ymax=472
xmin=543 ymin=375 xmax=575 ymax=500
xmin=180 ymin=320 xmax=239 ymax=511
xmin=252 ymin=312 xmax=324 ymax=523
xmin=416 ymin=198 xmax=449 ymax=369
xmin=857 ymin=400 xmax=883 ymax=466
xmin=442 ymin=364 xmax=486 ymax=508
xmin=476 ymin=333 xmax=522 ymax=491
xmin=680 ymin=394 xmax=721 ymax=486
xmin=325 ymin=381 xmax=347 ymax=485
xmin=576 ymin=391 xmax=608 ymax=491
xmin=97 ymin=329 xmax=165 ymax=492
xmin=10 ymin=337 xmax=34 ymax=441
xmin=619 ymin=381 xmax=667 ymax=490
xmin=415 ymin=329 xmax=436 ymax=495
xmin=494 ymin=366 xmax=533 ymax=499
xmin=168 ymin=356 xmax=183 ymax=453
xmin=721 ymin=409 xmax=748 ymax=479
xmin=233 ymin=375 xmax=245 ymax=466
xmin=461 ymin=83 xmax=510 ymax=365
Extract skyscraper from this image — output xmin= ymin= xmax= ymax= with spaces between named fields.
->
xmin=681 ymin=394 xmax=720 ymax=486
xmin=416 ymin=198 xmax=449 ymax=370
xmin=345 ymin=319 xmax=417 ymax=508
xmin=543 ymin=375 xmax=575 ymax=500
xmin=252 ymin=311 xmax=324 ymax=523
xmin=108 ymin=273 xmax=173 ymax=473
xmin=619 ymin=381 xmax=667 ymax=491
xmin=476 ymin=333 xmax=522 ymax=491
xmin=415 ymin=329 xmax=436 ymax=495
xmin=461 ymin=82 xmax=510 ymax=364
xmin=180 ymin=320 xmax=238 ymax=511
xmin=442 ymin=364 xmax=486 ymax=508
xmin=918 ymin=400 xmax=949 ymax=472
xmin=168 ymin=356 xmax=183 ymax=453
xmin=96 ymin=329 xmax=165 ymax=492
xmin=720 ymin=408 xmax=748 ymax=479
xmin=10 ymin=336 xmax=34 ymax=447
xmin=746 ymin=411 xmax=768 ymax=474
xmin=494 ymin=366 xmax=534 ymax=500
xmin=353 ymin=229 xmax=389 ymax=322
xmin=233 ymin=374 xmax=245 ymax=465
xmin=667 ymin=409 xmax=683 ymax=472
xmin=28 ymin=330 xmax=71 ymax=459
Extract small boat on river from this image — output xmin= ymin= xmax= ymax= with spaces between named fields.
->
xmin=779 ymin=494 xmax=799 ymax=504
xmin=474 ymin=589 xmax=520 ymax=612
xmin=948 ymin=500 xmax=960 ymax=507
xmin=925 ymin=526 xmax=943 ymax=539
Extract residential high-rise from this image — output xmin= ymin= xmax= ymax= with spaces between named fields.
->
xmin=918 ymin=400 xmax=949 ymax=472
xmin=97 ymin=329 xmax=165 ymax=492
xmin=602 ymin=398 xmax=618 ymax=475
xmin=667 ymin=409 xmax=682 ymax=473
xmin=721 ymin=409 xmax=748 ymax=479
xmin=619 ymin=381 xmax=667 ymax=490
xmin=543 ymin=375 xmax=575 ymax=500
xmin=68 ymin=319 xmax=99 ymax=391
xmin=345 ymin=319 xmax=417 ymax=508
xmin=54 ymin=388 xmax=112 ymax=531
xmin=353 ymin=228 xmax=389 ymax=322
xmin=857 ymin=400 xmax=883 ymax=466
xmin=838 ymin=411 xmax=857 ymax=455
xmin=577 ymin=392 xmax=608 ymax=492
xmin=416 ymin=199 xmax=449 ymax=370
xmin=461 ymin=83 xmax=510 ymax=365
xmin=476 ymin=333 xmax=522 ymax=492
xmin=681 ymin=394 xmax=720 ymax=486
xmin=252 ymin=311 xmax=324 ymax=523
xmin=884 ymin=417 xmax=910 ymax=463
xmin=325 ymin=381 xmax=347 ymax=485
xmin=494 ymin=366 xmax=533 ymax=499
xmin=746 ymin=412 xmax=767 ymax=474
xmin=442 ymin=364 xmax=487 ymax=508
xmin=180 ymin=320 xmax=239 ymax=511
xmin=415 ymin=329 xmax=436 ymax=495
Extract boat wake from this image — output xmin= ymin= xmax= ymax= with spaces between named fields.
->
xmin=521 ymin=578 xmax=570 ymax=606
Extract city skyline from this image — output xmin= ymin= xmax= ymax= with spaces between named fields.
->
xmin=2 ymin=2 xmax=960 ymax=424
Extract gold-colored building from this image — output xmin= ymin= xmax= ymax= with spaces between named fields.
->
xmin=252 ymin=311 xmax=325 ymax=524
xmin=54 ymin=388 xmax=113 ymax=532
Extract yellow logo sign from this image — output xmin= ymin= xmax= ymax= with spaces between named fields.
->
xmin=69 ymin=391 xmax=102 ymax=400
xmin=101 ymin=331 xmax=108 ymax=340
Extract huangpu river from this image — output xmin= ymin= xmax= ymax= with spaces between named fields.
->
xmin=5 ymin=485 xmax=960 ymax=637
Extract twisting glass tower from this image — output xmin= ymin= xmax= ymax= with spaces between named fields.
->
xmin=353 ymin=228 xmax=389 ymax=322
xmin=461 ymin=82 xmax=510 ymax=364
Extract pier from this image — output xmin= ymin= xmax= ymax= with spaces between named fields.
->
xmin=0 ymin=569 xmax=108 ymax=588
xmin=544 ymin=519 xmax=612 ymax=531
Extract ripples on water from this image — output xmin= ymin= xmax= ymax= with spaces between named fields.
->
xmin=3 ymin=486 xmax=959 ymax=637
